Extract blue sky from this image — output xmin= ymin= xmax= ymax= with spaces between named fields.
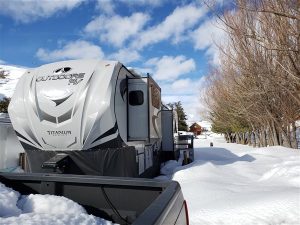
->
xmin=0 ymin=0 xmax=226 ymax=122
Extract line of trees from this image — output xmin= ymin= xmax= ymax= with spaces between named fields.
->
xmin=0 ymin=97 xmax=10 ymax=113
xmin=0 ymin=68 xmax=10 ymax=113
xmin=205 ymin=0 xmax=300 ymax=148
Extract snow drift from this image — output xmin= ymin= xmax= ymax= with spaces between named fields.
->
xmin=0 ymin=182 xmax=113 ymax=225
xmin=0 ymin=65 xmax=27 ymax=100
xmin=160 ymin=133 xmax=300 ymax=225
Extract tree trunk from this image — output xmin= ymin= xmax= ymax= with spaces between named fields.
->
xmin=242 ymin=132 xmax=246 ymax=145
xmin=271 ymin=121 xmax=280 ymax=146
xmin=237 ymin=132 xmax=242 ymax=144
xmin=266 ymin=124 xmax=274 ymax=146
xmin=278 ymin=130 xmax=283 ymax=146
xmin=257 ymin=128 xmax=265 ymax=147
xmin=279 ymin=124 xmax=292 ymax=148
xmin=252 ymin=131 xmax=256 ymax=147
xmin=255 ymin=130 xmax=261 ymax=147
xmin=224 ymin=133 xmax=229 ymax=142
xmin=262 ymin=127 xmax=267 ymax=147
xmin=290 ymin=122 xmax=298 ymax=149
xmin=231 ymin=133 xmax=235 ymax=143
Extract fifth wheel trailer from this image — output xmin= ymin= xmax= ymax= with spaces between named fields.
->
xmin=6 ymin=59 xmax=179 ymax=177
xmin=0 ymin=59 xmax=189 ymax=225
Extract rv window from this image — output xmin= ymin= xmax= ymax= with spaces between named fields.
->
xmin=129 ymin=91 xmax=144 ymax=106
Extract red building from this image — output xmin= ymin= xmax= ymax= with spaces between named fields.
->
xmin=189 ymin=123 xmax=202 ymax=136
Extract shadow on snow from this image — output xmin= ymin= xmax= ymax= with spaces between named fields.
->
xmin=191 ymin=147 xmax=256 ymax=166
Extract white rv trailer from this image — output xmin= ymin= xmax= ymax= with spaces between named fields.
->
xmin=7 ymin=59 xmax=178 ymax=177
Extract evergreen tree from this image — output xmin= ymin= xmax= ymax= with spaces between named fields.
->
xmin=167 ymin=101 xmax=188 ymax=131
xmin=0 ymin=68 xmax=9 ymax=79
xmin=0 ymin=68 xmax=10 ymax=113
xmin=0 ymin=97 xmax=10 ymax=113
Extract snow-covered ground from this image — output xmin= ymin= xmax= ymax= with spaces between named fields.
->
xmin=0 ymin=65 xmax=27 ymax=100
xmin=1 ymin=133 xmax=299 ymax=224
xmin=160 ymin=134 xmax=300 ymax=225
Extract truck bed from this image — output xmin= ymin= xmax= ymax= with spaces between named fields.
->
xmin=0 ymin=173 xmax=188 ymax=225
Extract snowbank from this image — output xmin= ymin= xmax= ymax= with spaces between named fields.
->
xmin=0 ymin=183 xmax=114 ymax=225
xmin=0 ymin=65 xmax=27 ymax=100
xmin=0 ymin=183 xmax=21 ymax=217
xmin=161 ymin=134 xmax=300 ymax=225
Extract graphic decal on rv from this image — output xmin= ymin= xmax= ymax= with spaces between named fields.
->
xmin=36 ymin=73 xmax=85 ymax=85
xmin=91 ymin=122 xmax=118 ymax=144
xmin=119 ymin=79 xmax=127 ymax=101
xmin=44 ymin=93 xmax=73 ymax=106
xmin=15 ymin=131 xmax=35 ymax=146
xmin=47 ymin=130 xmax=72 ymax=136
xmin=54 ymin=67 xmax=72 ymax=74
xmin=15 ymin=127 xmax=42 ymax=148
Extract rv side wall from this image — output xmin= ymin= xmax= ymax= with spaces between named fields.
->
xmin=127 ymin=78 xmax=149 ymax=141
xmin=0 ymin=117 xmax=24 ymax=170
xmin=161 ymin=110 xmax=174 ymax=152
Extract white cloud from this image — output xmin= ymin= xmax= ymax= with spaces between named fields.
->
xmin=36 ymin=40 xmax=104 ymax=62
xmin=162 ymin=92 xmax=208 ymax=123
xmin=119 ymin=0 xmax=164 ymax=7
xmin=162 ymin=95 xmax=195 ymax=105
xmin=171 ymin=78 xmax=192 ymax=90
xmin=108 ymin=48 xmax=141 ymax=64
xmin=146 ymin=55 xmax=196 ymax=81
xmin=159 ymin=77 xmax=206 ymax=97
xmin=96 ymin=0 xmax=115 ymax=15
xmin=162 ymin=94 xmax=203 ymax=122
xmin=132 ymin=65 xmax=206 ymax=122
xmin=0 ymin=0 xmax=84 ymax=23
xmin=0 ymin=59 xmax=6 ymax=64
xmin=159 ymin=76 xmax=207 ymax=122
xmin=84 ymin=13 xmax=149 ymax=47
xmin=132 ymin=61 xmax=206 ymax=121
xmin=130 ymin=67 xmax=153 ymax=76
xmin=131 ymin=4 xmax=207 ymax=49
xmin=190 ymin=17 xmax=226 ymax=65
xmin=159 ymin=79 xmax=191 ymax=94
xmin=96 ymin=0 xmax=163 ymax=14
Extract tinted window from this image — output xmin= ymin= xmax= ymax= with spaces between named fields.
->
xmin=129 ymin=90 xmax=144 ymax=106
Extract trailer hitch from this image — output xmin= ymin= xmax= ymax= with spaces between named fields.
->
xmin=42 ymin=153 xmax=69 ymax=173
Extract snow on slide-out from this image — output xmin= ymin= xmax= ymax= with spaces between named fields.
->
xmin=0 ymin=183 xmax=114 ymax=225
xmin=160 ymin=134 xmax=300 ymax=225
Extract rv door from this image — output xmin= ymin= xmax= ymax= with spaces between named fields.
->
xmin=127 ymin=78 xmax=149 ymax=141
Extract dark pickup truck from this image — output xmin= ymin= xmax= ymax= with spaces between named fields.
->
xmin=0 ymin=172 xmax=189 ymax=225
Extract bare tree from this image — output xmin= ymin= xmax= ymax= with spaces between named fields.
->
xmin=204 ymin=0 xmax=300 ymax=148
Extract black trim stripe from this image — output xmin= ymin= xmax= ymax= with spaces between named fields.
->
xmin=24 ymin=127 xmax=43 ymax=148
xmin=122 ymin=65 xmax=139 ymax=78
xmin=15 ymin=131 xmax=34 ymax=145
xmin=91 ymin=122 xmax=118 ymax=144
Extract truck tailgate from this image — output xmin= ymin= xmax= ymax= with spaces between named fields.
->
xmin=0 ymin=173 xmax=187 ymax=225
